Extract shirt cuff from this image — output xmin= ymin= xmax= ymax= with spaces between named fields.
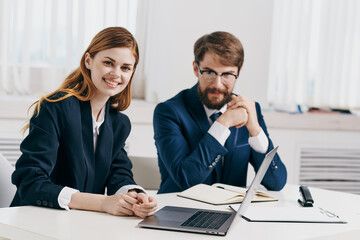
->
xmin=208 ymin=121 xmax=231 ymax=146
xmin=58 ymin=187 xmax=79 ymax=210
xmin=116 ymin=184 xmax=147 ymax=194
xmin=248 ymin=129 xmax=269 ymax=154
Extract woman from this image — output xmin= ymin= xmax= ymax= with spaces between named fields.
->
xmin=11 ymin=27 xmax=157 ymax=218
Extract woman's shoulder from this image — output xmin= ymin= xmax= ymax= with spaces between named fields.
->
xmin=42 ymin=93 xmax=80 ymax=110
xmin=29 ymin=94 xmax=81 ymax=135
xmin=36 ymin=94 xmax=82 ymax=124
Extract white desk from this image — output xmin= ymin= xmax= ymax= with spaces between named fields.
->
xmin=0 ymin=184 xmax=360 ymax=240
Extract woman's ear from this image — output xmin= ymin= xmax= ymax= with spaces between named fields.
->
xmin=84 ymin=52 xmax=92 ymax=70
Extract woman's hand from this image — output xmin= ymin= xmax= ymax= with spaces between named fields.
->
xmin=69 ymin=191 xmax=157 ymax=218
xmin=101 ymin=192 xmax=139 ymax=216
xmin=132 ymin=193 xmax=158 ymax=218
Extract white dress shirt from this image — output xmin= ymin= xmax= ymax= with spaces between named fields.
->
xmin=58 ymin=106 xmax=144 ymax=210
xmin=204 ymin=104 xmax=269 ymax=153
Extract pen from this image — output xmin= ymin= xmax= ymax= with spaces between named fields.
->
xmin=319 ymin=207 xmax=339 ymax=218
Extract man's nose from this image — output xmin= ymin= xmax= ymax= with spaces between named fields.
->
xmin=211 ymin=75 xmax=223 ymax=87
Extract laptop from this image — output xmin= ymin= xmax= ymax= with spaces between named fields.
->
xmin=138 ymin=146 xmax=279 ymax=236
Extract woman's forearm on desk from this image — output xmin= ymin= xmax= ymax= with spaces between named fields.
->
xmin=68 ymin=192 xmax=137 ymax=216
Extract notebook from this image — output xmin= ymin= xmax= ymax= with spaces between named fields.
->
xmin=177 ymin=183 xmax=278 ymax=205
xmin=138 ymin=146 xmax=279 ymax=236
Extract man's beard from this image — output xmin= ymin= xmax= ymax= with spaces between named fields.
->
xmin=197 ymin=85 xmax=232 ymax=110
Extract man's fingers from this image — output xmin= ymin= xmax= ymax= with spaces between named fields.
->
xmin=236 ymin=123 xmax=246 ymax=128
xmin=228 ymin=96 xmax=251 ymax=110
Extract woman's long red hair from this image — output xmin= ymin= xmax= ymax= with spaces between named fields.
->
xmin=23 ymin=27 xmax=139 ymax=132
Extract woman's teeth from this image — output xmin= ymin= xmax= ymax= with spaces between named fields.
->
xmin=103 ymin=78 xmax=119 ymax=86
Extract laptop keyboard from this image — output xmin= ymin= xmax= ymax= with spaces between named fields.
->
xmin=181 ymin=211 xmax=232 ymax=229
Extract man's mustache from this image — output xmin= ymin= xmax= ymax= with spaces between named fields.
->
xmin=206 ymin=88 xmax=227 ymax=94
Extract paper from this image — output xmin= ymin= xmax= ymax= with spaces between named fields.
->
xmin=240 ymin=206 xmax=347 ymax=223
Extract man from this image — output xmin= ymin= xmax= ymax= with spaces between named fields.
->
xmin=153 ymin=31 xmax=287 ymax=194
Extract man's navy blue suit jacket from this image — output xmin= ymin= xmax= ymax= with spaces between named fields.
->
xmin=11 ymin=96 xmax=136 ymax=209
xmin=153 ymin=84 xmax=287 ymax=194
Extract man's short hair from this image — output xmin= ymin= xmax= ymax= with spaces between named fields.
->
xmin=194 ymin=31 xmax=244 ymax=70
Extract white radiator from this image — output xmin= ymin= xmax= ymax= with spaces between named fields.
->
xmin=0 ymin=138 xmax=22 ymax=167
xmin=297 ymin=145 xmax=360 ymax=195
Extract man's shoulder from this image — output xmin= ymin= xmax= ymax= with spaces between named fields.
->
xmin=157 ymin=87 xmax=193 ymax=109
xmin=154 ymin=87 xmax=197 ymax=121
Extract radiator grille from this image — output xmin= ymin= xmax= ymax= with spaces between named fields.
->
xmin=298 ymin=146 xmax=360 ymax=195
xmin=0 ymin=138 xmax=22 ymax=167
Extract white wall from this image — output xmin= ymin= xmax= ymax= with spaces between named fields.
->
xmin=2 ymin=1 xmax=360 ymax=191
xmin=145 ymin=0 xmax=274 ymax=106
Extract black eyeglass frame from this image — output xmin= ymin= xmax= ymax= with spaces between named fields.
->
xmin=196 ymin=62 xmax=239 ymax=80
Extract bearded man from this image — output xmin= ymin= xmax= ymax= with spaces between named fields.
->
xmin=153 ymin=31 xmax=287 ymax=194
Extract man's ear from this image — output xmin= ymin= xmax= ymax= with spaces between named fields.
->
xmin=84 ymin=52 xmax=92 ymax=70
xmin=193 ymin=61 xmax=199 ymax=78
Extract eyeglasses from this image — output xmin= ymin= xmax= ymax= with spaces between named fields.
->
xmin=196 ymin=63 xmax=238 ymax=85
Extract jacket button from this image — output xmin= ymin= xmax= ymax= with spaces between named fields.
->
xmin=42 ymin=201 xmax=48 ymax=206
xmin=272 ymin=160 xmax=278 ymax=170
xmin=49 ymin=202 xmax=54 ymax=208
xmin=36 ymin=200 xmax=42 ymax=205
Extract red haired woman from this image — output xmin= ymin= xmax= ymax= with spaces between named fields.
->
xmin=11 ymin=27 xmax=157 ymax=218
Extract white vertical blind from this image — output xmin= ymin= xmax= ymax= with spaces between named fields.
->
xmin=268 ymin=0 xmax=360 ymax=110
xmin=0 ymin=0 xmax=143 ymax=98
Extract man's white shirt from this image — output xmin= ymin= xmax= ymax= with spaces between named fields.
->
xmin=204 ymin=104 xmax=269 ymax=153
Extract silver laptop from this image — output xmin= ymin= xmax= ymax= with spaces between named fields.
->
xmin=138 ymin=146 xmax=279 ymax=236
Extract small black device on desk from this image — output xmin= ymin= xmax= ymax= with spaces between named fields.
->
xmin=298 ymin=185 xmax=314 ymax=207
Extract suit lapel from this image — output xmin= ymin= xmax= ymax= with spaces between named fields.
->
xmin=187 ymin=84 xmax=225 ymax=182
xmin=186 ymin=84 xmax=210 ymax=134
xmin=80 ymin=100 xmax=95 ymax=192
xmin=94 ymin=101 xmax=113 ymax=178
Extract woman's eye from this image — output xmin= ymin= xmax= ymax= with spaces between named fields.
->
xmin=104 ymin=61 xmax=112 ymax=66
xmin=121 ymin=66 xmax=132 ymax=72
